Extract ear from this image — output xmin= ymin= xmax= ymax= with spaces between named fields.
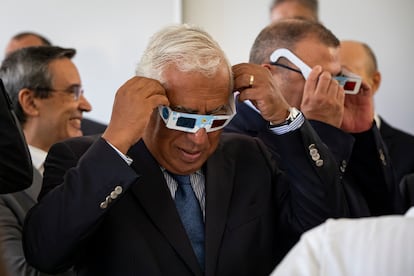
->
xmin=18 ymin=89 xmax=40 ymax=117
xmin=371 ymin=71 xmax=381 ymax=95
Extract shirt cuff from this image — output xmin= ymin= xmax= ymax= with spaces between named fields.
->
xmin=269 ymin=111 xmax=305 ymax=135
xmin=105 ymin=140 xmax=133 ymax=165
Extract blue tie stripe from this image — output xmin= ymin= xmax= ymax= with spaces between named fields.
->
xmin=171 ymin=174 xmax=205 ymax=271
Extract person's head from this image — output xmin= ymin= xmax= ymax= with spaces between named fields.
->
xmin=4 ymin=31 xmax=51 ymax=56
xmin=0 ymin=46 xmax=92 ymax=151
xmin=249 ymin=19 xmax=340 ymax=108
xmin=339 ymin=40 xmax=381 ymax=95
xmin=136 ymin=24 xmax=233 ymax=175
xmin=270 ymin=0 xmax=319 ymax=22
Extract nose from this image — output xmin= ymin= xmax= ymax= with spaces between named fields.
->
xmin=78 ymin=94 xmax=92 ymax=112
xmin=187 ymin=128 xmax=208 ymax=145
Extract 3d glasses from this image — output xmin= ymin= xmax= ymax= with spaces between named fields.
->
xmin=270 ymin=48 xmax=362 ymax=94
xmin=158 ymin=94 xmax=236 ymax=133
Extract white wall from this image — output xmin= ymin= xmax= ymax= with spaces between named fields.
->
xmin=183 ymin=0 xmax=414 ymax=134
xmin=0 ymin=0 xmax=182 ymax=125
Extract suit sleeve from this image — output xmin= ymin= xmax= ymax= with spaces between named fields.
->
xmin=260 ymin=120 xmax=352 ymax=223
xmin=23 ymin=138 xmax=139 ymax=273
xmin=0 ymin=195 xmax=43 ymax=276
xmin=0 ymin=81 xmax=32 ymax=193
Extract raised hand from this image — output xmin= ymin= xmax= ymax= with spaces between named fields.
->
xmin=102 ymin=76 xmax=169 ymax=153
xmin=300 ymin=66 xmax=345 ymax=128
xmin=233 ymin=63 xmax=290 ymax=124
xmin=341 ymin=81 xmax=375 ymax=133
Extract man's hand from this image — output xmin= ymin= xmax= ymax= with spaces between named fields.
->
xmin=341 ymin=81 xmax=374 ymax=133
xmin=233 ymin=63 xmax=290 ymax=124
xmin=102 ymin=76 xmax=169 ymax=154
xmin=300 ymin=66 xmax=345 ymax=128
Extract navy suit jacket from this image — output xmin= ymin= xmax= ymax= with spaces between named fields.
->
xmin=380 ymin=117 xmax=414 ymax=183
xmin=81 ymin=118 xmax=106 ymax=136
xmin=23 ymin=129 xmax=347 ymax=275
xmin=225 ymin=101 xmax=402 ymax=217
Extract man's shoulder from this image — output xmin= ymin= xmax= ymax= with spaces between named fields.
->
xmin=380 ymin=117 xmax=414 ymax=144
xmin=48 ymin=134 xmax=102 ymax=159
xmin=54 ymin=134 xmax=100 ymax=147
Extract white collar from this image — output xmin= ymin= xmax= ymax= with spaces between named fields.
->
xmin=28 ymin=145 xmax=47 ymax=175
xmin=374 ymin=113 xmax=381 ymax=129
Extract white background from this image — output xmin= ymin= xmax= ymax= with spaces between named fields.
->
xmin=0 ymin=0 xmax=182 ymax=125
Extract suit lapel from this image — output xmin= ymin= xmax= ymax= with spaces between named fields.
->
xmin=24 ymin=168 xmax=43 ymax=203
xmin=126 ymin=141 xmax=203 ymax=275
xmin=204 ymin=142 xmax=236 ymax=276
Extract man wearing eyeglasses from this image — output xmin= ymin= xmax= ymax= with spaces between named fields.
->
xmin=22 ymin=25 xmax=348 ymax=275
xmin=4 ymin=31 xmax=107 ymax=136
xmin=0 ymin=46 xmax=90 ymax=275
xmin=226 ymin=19 xmax=402 ymax=220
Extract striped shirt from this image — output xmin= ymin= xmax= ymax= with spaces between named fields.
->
xmin=162 ymin=168 xmax=206 ymax=220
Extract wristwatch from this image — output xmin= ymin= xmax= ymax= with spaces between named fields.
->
xmin=270 ymin=107 xmax=301 ymax=127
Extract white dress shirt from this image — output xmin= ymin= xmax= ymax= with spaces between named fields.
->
xmin=272 ymin=207 xmax=414 ymax=276
xmin=28 ymin=145 xmax=47 ymax=175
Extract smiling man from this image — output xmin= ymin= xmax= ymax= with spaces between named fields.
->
xmin=0 ymin=46 xmax=90 ymax=275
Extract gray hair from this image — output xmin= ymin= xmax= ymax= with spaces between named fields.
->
xmin=135 ymin=24 xmax=232 ymax=86
xmin=0 ymin=46 xmax=76 ymax=124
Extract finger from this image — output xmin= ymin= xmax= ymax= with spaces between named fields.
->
xmin=304 ymin=65 xmax=323 ymax=93
xmin=316 ymin=71 xmax=335 ymax=96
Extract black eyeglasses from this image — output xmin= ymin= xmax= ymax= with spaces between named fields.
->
xmin=270 ymin=62 xmax=302 ymax=75
xmin=36 ymin=86 xmax=84 ymax=101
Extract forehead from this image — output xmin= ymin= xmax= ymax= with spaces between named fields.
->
xmin=163 ymin=65 xmax=231 ymax=109
xmin=339 ymin=43 xmax=370 ymax=73
xmin=294 ymin=37 xmax=341 ymax=73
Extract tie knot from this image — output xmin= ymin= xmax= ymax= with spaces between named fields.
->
xmin=171 ymin=174 xmax=191 ymax=186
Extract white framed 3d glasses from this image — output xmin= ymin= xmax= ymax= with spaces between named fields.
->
xmin=270 ymin=48 xmax=362 ymax=94
xmin=158 ymin=94 xmax=236 ymax=133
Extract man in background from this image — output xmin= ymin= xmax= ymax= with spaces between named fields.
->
xmin=4 ymin=31 xmax=107 ymax=135
xmin=226 ymin=19 xmax=402 ymax=218
xmin=4 ymin=32 xmax=51 ymax=56
xmin=270 ymin=0 xmax=319 ymax=22
xmin=0 ymin=46 xmax=88 ymax=275
xmin=339 ymin=40 xmax=414 ymax=208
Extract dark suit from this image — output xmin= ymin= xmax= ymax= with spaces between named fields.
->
xmin=0 ymin=167 xmax=75 ymax=276
xmin=81 ymin=118 xmax=106 ymax=136
xmin=0 ymin=79 xmax=32 ymax=193
xmin=379 ymin=117 xmax=414 ymax=183
xmin=225 ymin=101 xmax=402 ymax=217
xmin=379 ymin=117 xmax=414 ymax=209
xmin=400 ymin=173 xmax=414 ymax=208
xmin=23 ymin=128 xmax=347 ymax=275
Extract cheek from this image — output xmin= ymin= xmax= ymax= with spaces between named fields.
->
xmin=206 ymin=131 xmax=221 ymax=153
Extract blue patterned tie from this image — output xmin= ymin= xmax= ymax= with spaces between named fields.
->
xmin=171 ymin=174 xmax=205 ymax=271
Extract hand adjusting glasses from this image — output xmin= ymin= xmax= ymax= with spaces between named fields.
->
xmin=270 ymin=48 xmax=362 ymax=95
xmin=159 ymin=94 xmax=236 ymax=133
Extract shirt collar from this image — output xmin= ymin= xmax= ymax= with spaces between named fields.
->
xmin=374 ymin=112 xmax=381 ymax=129
xmin=28 ymin=145 xmax=47 ymax=174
